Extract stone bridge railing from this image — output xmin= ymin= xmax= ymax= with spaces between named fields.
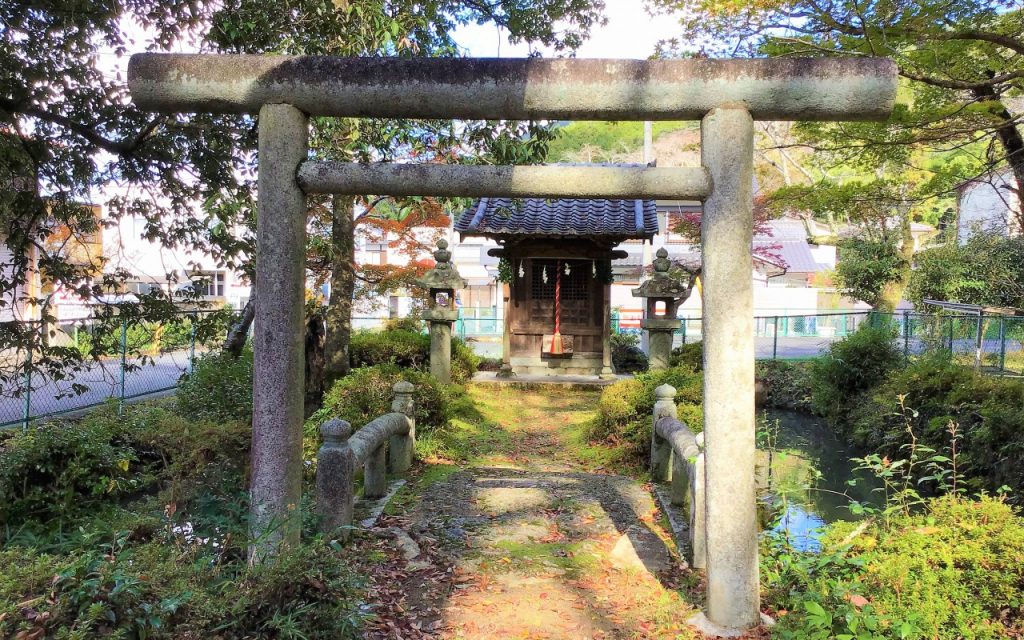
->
xmin=315 ymin=381 xmax=416 ymax=540
xmin=651 ymin=383 xmax=706 ymax=569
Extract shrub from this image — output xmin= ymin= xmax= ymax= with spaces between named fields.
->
xmin=317 ymin=364 xmax=454 ymax=438
xmin=669 ymin=341 xmax=703 ymax=370
xmin=128 ymin=404 xmax=252 ymax=502
xmin=846 ymin=353 xmax=1024 ymax=495
xmin=477 ymin=357 xmax=503 ymax=372
xmin=0 ymin=403 xmax=252 ymax=530
xmin=383 ymin=315 xmax=422 ymax=332
xmin=756 ymin=360 xmax=815 ymax=412
xmin=590 ymin=365 xmax=703 ymax=460
xmin=176 ymin=346 xmax=254 ymax=423
xmin=350 ymin=329 xmax=429 ymax=370
xmin=0 ymin=534 xmax=366 ymax=639
xmin=810 ymin=325 xmax=902 ymax=419
xmin=0 ymin=410 xmax=143 ymax=525
xmin=610 ymin=332 xmax=648 ymax=373
xmin=766 ymin=496 xmax=1024 ymax=639
xmin=450 ymin=337 xmax=480 ymax=384
xmin=349 ymin=328 xmax=478 ymax=384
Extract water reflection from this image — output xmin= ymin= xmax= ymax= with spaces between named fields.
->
xmin=757 ymin=409 xmax=880 ymax=551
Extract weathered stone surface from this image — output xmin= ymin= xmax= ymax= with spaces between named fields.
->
xmin=428 ymin=321 xmax=452 ymax=384
xmin=701 ymin=106 xmax=760 ymax=629
xmin=129 ymin=54 xmax=897 ymax=121
xmin=300 ymin=162 xmax=712 ymax=200
xmin=250 ymin=103 xmax=308 ymax=561
xmin=414 ymin=239 xmax=467 ymax=292
xmin=315 ymin=419 xmax=356 ymax=540
xmin=389 ymin=381 xmax=416 ymax=473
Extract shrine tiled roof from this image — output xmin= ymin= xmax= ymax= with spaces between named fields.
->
xmin=455 ymin=198 xmax=658 ymax=241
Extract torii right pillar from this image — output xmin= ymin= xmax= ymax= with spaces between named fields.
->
xmin=695 ymin=106 xmax=762 ymax=634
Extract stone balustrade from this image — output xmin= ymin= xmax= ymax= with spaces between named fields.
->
xmin=651 ymin=383 xmax=706 ymax=569
xmin=315 ymin=381 xmax=416 ymax=540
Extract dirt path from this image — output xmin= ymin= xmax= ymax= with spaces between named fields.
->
xmin=363 ymin=384 xmax=705 ymax=640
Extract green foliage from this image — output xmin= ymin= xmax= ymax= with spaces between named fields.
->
xmin=0 ymin=411 xmax=142 ymax=525
xmin=650 ymin=0 xmax=1024 ymax=238
xmin=810 ymin=325 xmax=903 ymax=419
xmin=0 ymin=401 xmax=251 ymax=536
xmin=0 ymin=403 xmax=364 ymax=638
xmin=834 ymin=236 xmax=910 ymax=310
xmin=668 ymin=341 xmax=703 ymax=370
xmin=0 ymin=526 xmax=366 ymax=639
xmin=756 ymin=360 xmax=814 ymax=412
xmin=610 ymin=332 xmax=648 ymax=374
xmin=349 ymin=328 xmax=478 ymax=384
xmin=545 ymin=121 xmax=692 ymax=162
xmin=175 ymin=346 xmax=254 ymax=423
xmin=590 ymin=365 xmax=703 ymax=460
xmin=907 ymin=232 xmax=1024 ymax=309
xmin=846 ymin=354 xmax=1024 ymax=496
xmin=317 ymin=364 xmax=454 ymax=438
xmin=764 ymin=496 xmax=1024 ymax=639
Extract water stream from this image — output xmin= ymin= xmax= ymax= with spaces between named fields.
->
xmin=757 ymin=409 xmax=880 ymax=551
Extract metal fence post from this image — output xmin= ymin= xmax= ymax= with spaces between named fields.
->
xmin=974 ymin=313 xmax=984 ymax=370
xmin=772 ymin=315 xmax=779 ymax=360
xmin=903 ymin=310 xmax=910 ymax=362
xmin=681 ymin=317 xmax=687 ymax=345
xmin=22 ymin=345 xmax=32 ymax=430
xmin=948 ymin=316 xmax=954 ymax=352
xmin=118 ymin=316 xmax=128 ymax=415
xmin=998 ymin=316 xmax=1006 ymax=373
xmin=189 ymin=311 xmax=198 ymax=374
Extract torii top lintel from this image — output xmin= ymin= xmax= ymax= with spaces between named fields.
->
xmin=128 ymin=54 xmax=897 ymax=122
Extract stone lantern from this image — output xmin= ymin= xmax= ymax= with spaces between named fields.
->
xmin=632 ymin=248 xmax=694 ymax=370
xmin=415 ymin=239 xmax=467 ymax=384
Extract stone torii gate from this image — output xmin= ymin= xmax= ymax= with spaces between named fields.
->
xmin=128 ymin=54 xmax=896 ymax=633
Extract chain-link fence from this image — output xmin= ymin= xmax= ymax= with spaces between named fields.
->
xmin=6 ymin=308 xmax=1018 ymax=429
xmin=1 ymin=310 xmax=231 ymax=429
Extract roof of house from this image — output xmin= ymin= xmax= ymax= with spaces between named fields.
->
xmin=455 ymin=198 xmax=658 ymax=241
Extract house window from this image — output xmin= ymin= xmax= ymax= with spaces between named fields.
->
xmin=193 ymin=272 xmax=226 ymax=298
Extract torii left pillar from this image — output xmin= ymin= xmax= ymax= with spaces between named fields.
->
xmin=250 ymin=104 xmax=309 ymax=562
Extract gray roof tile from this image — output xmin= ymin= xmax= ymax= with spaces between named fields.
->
xmin=455 ymin=198 xmax=658 ymax=240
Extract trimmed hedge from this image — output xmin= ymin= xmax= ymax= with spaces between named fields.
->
xmin=316 ymin=364 xmax=455 ymax=438
xmin=349 ymin=328 xmax=478 ymax=384
xmin=590 ymin=364 xmax=703 ymax=460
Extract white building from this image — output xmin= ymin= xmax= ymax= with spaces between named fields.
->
xmin=956 ymin=170 xmax=1021 ymax=242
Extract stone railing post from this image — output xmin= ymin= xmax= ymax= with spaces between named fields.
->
xmin=389 ymin=381 xmax=416 ymax=473
xmin=674 ymin=432 xmax=706 ymax=569
xmin=652 ymin=384 xmax=677 ymax=482
xmin=364 ymin=442 xmax=387 ymax=500
xmin=316 ymin=419 xmax=356 ymax=540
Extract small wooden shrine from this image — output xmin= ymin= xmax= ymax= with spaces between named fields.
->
xmin=455 ymin=197 xmax=657 ymax=377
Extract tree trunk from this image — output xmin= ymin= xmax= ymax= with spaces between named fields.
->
xmin=971 ymin=85 xmax=1024 ymax=231
xmin=223 ymin=294 xmax=256 ymax=358
xmin=325 ymin=194 xmax=355 ymax=383
xmin=305 ymin=310 xmax=326 ymax=415
xmin=876 ymin=210 xmax=915 ymax=314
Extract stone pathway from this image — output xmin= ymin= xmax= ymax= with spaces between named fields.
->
xmin=364 ymin=385 xmax=708 ymax=640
